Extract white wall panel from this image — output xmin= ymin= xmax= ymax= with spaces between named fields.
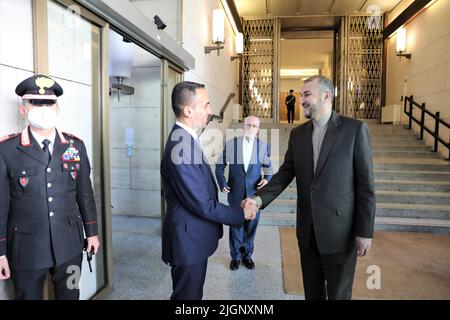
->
xmin=0 ymin=0 xmax=34 ymax=71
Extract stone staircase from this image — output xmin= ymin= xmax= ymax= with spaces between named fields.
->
xmin=219 ymin=121 xmax=450 ymax=234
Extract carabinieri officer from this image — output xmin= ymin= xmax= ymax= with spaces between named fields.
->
xmin=0 ymin=74 xmax=100 ymax=299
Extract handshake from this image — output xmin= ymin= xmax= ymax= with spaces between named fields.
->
xmin=241 ymin=198 xmax=258 ymax=221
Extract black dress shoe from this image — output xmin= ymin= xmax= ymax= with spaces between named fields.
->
xmin=230 ymin=259 xmax=240 ymax=270
xmin=242 ymin=258 xmax=255 ymax=269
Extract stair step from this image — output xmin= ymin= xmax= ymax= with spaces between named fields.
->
xmin=374 ymin=158 xmax=449 ymax=165
xmin=373 ymin=170 xmax=450 ymax=181
xmin=372 ymin=151 xmax=441 ymax=159
xmin=259 ymin=212 xmax=296 ymax=227
xmin=372 ymin=145 xmax=432 ymax=151
xmin=376 ymin=191 xmax=450 ymax=205
xmin=371 ymin=136 xmax=421 ymax=142
xmin=371 ymin=140 xmax=425 ymax=146
xmin=370 ymin=131 xmax=416 ymax=137
xmin=374 ymin=217 xmax=450 ymax=234
xmin=374 ymin=162 xmax=450 ymax=172
xmin=376 ymin=203 xmax=450 ymax=219
xmin=368 ymin=128 xmax=412 ymax=133
xmin=375 ymin=179 xmax=450 ymax=192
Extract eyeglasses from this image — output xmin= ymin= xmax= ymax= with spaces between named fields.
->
xmin=245 ymin=124 xmax=259 ymax=129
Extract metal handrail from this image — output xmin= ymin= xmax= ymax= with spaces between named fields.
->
xmin=403 ymin=95 xmax=450 ymax=160
xmin=200 ymin=93 xmax=236 ymax=137
xmin=207 ymin=92 xmax=236 ymax=125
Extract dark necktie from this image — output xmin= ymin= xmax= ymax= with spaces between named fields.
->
xmin=42 ymin=139 xmax=52 ymax=164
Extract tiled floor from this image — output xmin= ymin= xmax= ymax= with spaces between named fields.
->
xmin=103 ymin=216 xmax=302 ymax=300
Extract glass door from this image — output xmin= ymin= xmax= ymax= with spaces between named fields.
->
xmin=46 ymin=0 xmax=109 ymax=299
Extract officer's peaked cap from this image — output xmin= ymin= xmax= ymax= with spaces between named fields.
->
xmin=15 ymin=74 xmax=63 ymax=99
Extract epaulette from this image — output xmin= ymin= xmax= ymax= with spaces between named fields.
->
xmin=63 ymin=132 xmax=83 ymax=142
xmin=0 ymin=133 xmax=20 ymax=144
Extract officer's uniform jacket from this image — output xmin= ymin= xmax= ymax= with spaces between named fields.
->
xmin=0 ymin=126 xmax=98 ymax=271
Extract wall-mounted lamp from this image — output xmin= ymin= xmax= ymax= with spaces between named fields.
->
xmin=396 ymin=27 xmax=411 ymax=59
xmin=205 ymin=9 xmax=225 ymax=55
xmin=111 ymin=77 xmax=134 ymax=101
xmin=230 ymin=32 xmax=243 ymax=61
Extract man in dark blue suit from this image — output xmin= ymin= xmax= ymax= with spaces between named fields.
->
xmin=161 ymin=81 xmax=257 ymax=300
xmin=215 ymin=116 xmax=273 ymax=271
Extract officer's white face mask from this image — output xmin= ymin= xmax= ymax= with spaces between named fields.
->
xmin=27 ymin=107 xmax=59 ymax=130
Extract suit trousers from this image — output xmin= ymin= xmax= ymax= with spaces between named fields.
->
xmin=11 ymin=254 xmax=82 ymax=300
xmin=287 ymin=106 xmax=295 ymax=123
xmin=229 ymin=211 xmax=260 ymax=260
xmin=170 ymin=259 xmax=208 ymax=300
xmin=298 ymin=229 xmax=357 ymax=300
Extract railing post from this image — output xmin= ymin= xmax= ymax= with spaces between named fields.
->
xmin=403 ymin=96 xmax=406 ymax=114
xmin=448 ymin=132 xmax=450 ymax=160
xmin=433 ymin=111 xmax=440 ymax=152
xmin=419 ymin=103 xmax=425 ymax=140
xmin=408 ymin=95 xmax=413 ymax=129
xmin=448 ymin=132 xmax=450 ymax=161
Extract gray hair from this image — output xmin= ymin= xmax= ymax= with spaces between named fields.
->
xmin=244 ymin=116 xmax=260 ymax=126
xmin=304 ymin=75 xmax=334 ymax=101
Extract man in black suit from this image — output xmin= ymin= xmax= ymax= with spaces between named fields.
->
xmin=0 ymin=75 xmax=100 ymax=299
xmin=245 ymin=75 xmax=376 ymax=300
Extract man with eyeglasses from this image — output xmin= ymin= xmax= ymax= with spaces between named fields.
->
xmin=215 ymin=116 xmax=273 ymax=271
xmin=0 ymin=75 xmax=100 ymax=299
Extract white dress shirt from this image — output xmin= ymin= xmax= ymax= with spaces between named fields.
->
xmin=242 ymin=136 xmax=255 ymax=172
xmin=30 ymin=129 xmax=56 ymax=155
xmin=176 ymin=121 xmax=199 ymax=140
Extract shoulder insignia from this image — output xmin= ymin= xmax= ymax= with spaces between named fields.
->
xmin=20 ymin=127 xmax=32 ymax=146
xmin=0 ymin=133 xmax=20 ymax=144
xmin=63 ymin=132 xmax=83 ymax=142
xmin=57 ymin=130 xmax=68 ymax=144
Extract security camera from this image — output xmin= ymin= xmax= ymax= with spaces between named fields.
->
xmin=153 ymin=15 xmax=167 ymax=30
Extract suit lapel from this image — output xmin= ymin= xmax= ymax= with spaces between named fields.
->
xmin=175 ymin=124 xmax=218 ymax=197
xmin=313 ymin=112 xmax=341 ymax=183
xmin=16 ymin=127 xmax=49 ymax=165
xmin=204 ymin=157 xmax=218 ymax=199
